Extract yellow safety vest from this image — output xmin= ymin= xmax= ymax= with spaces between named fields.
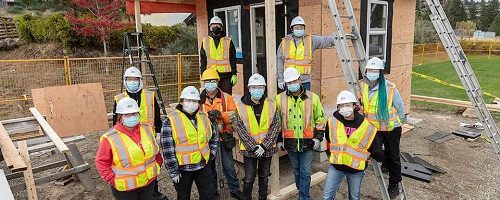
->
xmin=328 ymin=117 xmax=377 ymax=170
xmin=100 ymin=125 xmax=161 ymax=191
xmin=167 ymin=110 xmax=212 ymax=166
xmin=281 ymin=34 xmax=313 ymax=75
xmin=203 ymin=36 xmax=232 ymax=73
xmin=115 ymin=91 xmax=155 ymax=126
xmin=236 ymin=99 xmax=276 ymax=150
xmin=361 ymin=82 xmax=401 ymax=131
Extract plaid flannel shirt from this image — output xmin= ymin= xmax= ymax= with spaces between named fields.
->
xmin=234 ymin=110 xmax=281 ymax=158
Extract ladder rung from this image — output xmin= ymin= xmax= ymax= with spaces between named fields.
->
xmin=142 ymin=73 xmax=155 ymax=77
xmin=127 ymin=32 xmax=142 ymax=36
xmin=132 ymin=60 xmax=151 ymax=64
xmin=339 ymin=15 xmax=353 ymax=19
xmin=148 ymin=87 xmax=159 ymax=91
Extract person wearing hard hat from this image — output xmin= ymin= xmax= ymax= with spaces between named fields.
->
xmin=361 ymin=57 xmax=406 ymax=199
xmin=322 ymin=90 xmax=383 ymax=200
xmin=276 ymin=16 xmax=335 ymax=91
xmin=112 ymin=66 xmax=166 ymax=200
xmin=230 ymin=74 xmax=280 ymax=200
xmin=160 ymin=86 xmax=218 ymax=200
xmin=200 ymin=16 xmax=238 ymax=95
xmin=96 ymin=97 xmax=162 ymax=200
xmin=276 ymin=67 xmax=326 ymax=200
xmin=199 ymin=69 xmax=242 ymax=199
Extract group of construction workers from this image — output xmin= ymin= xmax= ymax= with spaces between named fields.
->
xmin=95 ymin=15 xmax=406 ymax=200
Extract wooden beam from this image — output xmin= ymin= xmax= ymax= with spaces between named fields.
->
xmin=411 ymin=95 xmax=500 ymax=112
xmin=29 ymin=108 xmax=69 ymax=153
xmin=267 ymin=172 xmax=327 ymax=200
xmin=65 ymin=144 xmax=94 ymax=191
xmin=0 ymin=122 xmax=27 ymax=172
xmin=27 ymin=136 xmax=86 ymax=154
xmin=0 ymin=170 xmax=15 ymax=200
xmin=18 ymin=141 xmax=38 ymax=200
xmin=134 ymin=0 xmax=143 ymax=33
xmin=6 ymin=160 xmax=68 ymax=180
xmin=10 ymin=164 xmax=90 ymax=192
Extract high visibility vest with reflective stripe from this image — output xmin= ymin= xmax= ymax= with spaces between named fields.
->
xmin=167 ymin=110 xmax=212 ymax=166
xmin=100 ymin=125 xmax=161 ymax=191
xmin=203 ymin=36 xmax=231 ymax=73
xmin=277 ymin=91 xmax=316 ymax=139
xmin=115 ymin=91 xmax=155 ymax=125
xmin=361 ymin=82 xmax=401 ymax=131
xmin=282 ymin=34 xmax=313 ymax=75
xmin=236 ymin=99 xmax=276 ymax=150
xmin=328 ymin=117 xmax=377 ymax=170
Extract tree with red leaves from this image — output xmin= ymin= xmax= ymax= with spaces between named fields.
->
xmin=67 ymin=0 xmax=131 ymax=55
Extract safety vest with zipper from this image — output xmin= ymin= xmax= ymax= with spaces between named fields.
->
xmin=361 ymin=82 xmax=401 ymax=131
xmin=203 ymin=36 xmax=232 ymax=73
xmin=115 ymin=91 xmax=155 ymax=126
xmin=281 ymin=34 xmax=313 ymax=75
xmin=236 ymin=99 xmax=276 ymax=150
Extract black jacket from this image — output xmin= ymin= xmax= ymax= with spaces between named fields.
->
xmin=112 ymin=90 xmax=162 ymax=133
xmin=199 ymin=32 xmax=237 ymax=79
xmin=240 ymin=93 xmax=265 ymax=123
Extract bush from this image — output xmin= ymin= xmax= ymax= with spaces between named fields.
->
xmin=7 ymin=5 xmax=24 ymax=14
xmin=414 ymin=19 xmax=440 ymax=44
xmin=162 ymin=25 xmax=198 ymax=55
xmin=14 ymin=13 xmax=74 ymax=49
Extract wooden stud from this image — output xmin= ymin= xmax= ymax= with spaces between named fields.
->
xmin=6 ymin=160 xmax=68 ymax=180
xmin=267 ymin=172 xmax=327 ymax=200
xmin=411 ymin=95 xmax=500 ymax=112
xmin=29 ymin=108 xmax=69 ymax=153
xmin=18 ymin=141 xmax=38 ymax=200
xmin=0 ymin=122 xmax=27 ymax=172
xmin=65 ymin=144 xmax=94 ymax=192
xmin=9 ymin=164 xmax=90 ymax=192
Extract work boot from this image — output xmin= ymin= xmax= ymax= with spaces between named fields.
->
xmin=388 ymin=182 xmax=401 ymax=199
xmin=230 ymin=190 xmax=243 ymax=200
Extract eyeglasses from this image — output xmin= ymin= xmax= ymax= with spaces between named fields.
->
xmin=293 ymin=25 xmax=305 ymax=30
xmin=204 ymin=80 xmax=217 ymax=84
xmin=249 ymin=86 xmax=265 ymax=90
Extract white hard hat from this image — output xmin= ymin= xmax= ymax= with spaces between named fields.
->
xmin=210 ymin=16 xmax=223 ymax=26
xmin=365 ymin=57 xmax=385 ymax=70
xmin=283 ymin=67 xmax=301 ymax=83
xmin=336 ymin=90 xmax=357 ymax=105
xmin=290 ymin=16 xmax=306 ymax=28
xmin=124 ymin=67 xmax=142 ymax=78
xmin=116 ymin=97 xmax=140 ymax=114
xmin=179 ymin=86 xmax=201 ymax=101
xmin=248 ymin=74 xmax=266 ymax=86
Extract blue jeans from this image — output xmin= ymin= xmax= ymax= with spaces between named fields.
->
xmin=210 ymin=146 xmax=240 ymax=193
xmin=323 ymin=165 xmax=365 ymax=200
xmin=287 ymin=150 xmax=314 ymax=200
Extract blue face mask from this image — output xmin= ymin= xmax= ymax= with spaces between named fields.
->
xmin=123 ymin=115 xmax=139 ymax=127
xmin=293 ymin=30 xmax=304 ymax=37
xmin=366 ymin=72 xmax=380 ymax=81
xmin=287 ymin=83 xmax=301 ymax=93
xmin=250 ymin=88 xmax=265 ymax=100
xmin=204 ymin=82 xmax=218 ymax=92
xmin=126 ymin=81 xmax=140 ymax=92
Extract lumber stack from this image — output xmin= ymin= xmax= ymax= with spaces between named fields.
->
xmin=0 ymin=17 xmax=17 ymax=40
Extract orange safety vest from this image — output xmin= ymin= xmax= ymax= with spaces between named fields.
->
xmin=115 ymin=91 xmax=155 ymax=126
xmin=203 ymin=36 xmax=232 ymax=73
xmin=281 ymin=34 xmax=313 ymax=75
xmin=236 ymin=99 xmax=276 ymax=150
xmin=100 ymin=125 xmax=161 ymax=191
xmin=201 ymin=91 xmax=235 ymax=133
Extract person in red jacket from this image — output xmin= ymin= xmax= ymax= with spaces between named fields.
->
xmin=96 ymin=97 xmax=163 ymax=200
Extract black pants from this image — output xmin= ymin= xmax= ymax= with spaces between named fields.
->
xmin=174 ymin=166 xmax=216 ymax=200
xmin=218 ymin=76 xmax=233 ymax=95
xmin=111 ymin=179 xmax=155 ymax=200
xmin=378 ymin=126 xmax=402 ymax=184
xmin=242 ymin=156 xmax=272 ymax=200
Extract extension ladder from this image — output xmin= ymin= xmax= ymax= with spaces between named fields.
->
xmin=326 ymin=0 xmax=408 ymax=199
xmin=425 ymin=0 xmax=500 ymax=159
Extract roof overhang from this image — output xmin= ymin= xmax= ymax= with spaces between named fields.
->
xmin=125 ymin=0 xmax=196 ymax=14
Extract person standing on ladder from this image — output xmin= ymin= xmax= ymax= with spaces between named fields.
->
xmin=231 ymin=74 xmax=280 ymax=200
xmin=200 ymin=16 xmax=238 ymax=95
xmin=276 ymin=67 xmax=326 ymax=200
xmin=160 ymin=86 xmax=219 ymax=200
xmin=361 ymin=57 xmax=406 ymax=199
xmin=199 ymin=69 xmax=243 ymax=199
xmin=276 ymin=16 xmax=335 ymax=91
xmin=112 ymin=66 xmax=167 ymax=200
xmin=96 ymin=97 xmax=162 ymax=200
xmin=322 ymin=91 xmax=384 ymax=200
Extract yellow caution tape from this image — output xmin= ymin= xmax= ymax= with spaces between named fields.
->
xmin=412 ymin=71 xmax=499 ymax=99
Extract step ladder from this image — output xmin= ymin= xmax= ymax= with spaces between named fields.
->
xmin=425 ymin=0 xmax=500 ymax=159
xmin=121 ymin=32 xmax=167 ymax=116
xmin=326 ymin=0 xmax=408 ymax=199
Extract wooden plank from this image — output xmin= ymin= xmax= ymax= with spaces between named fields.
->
xmin=10 ymin=164 xmax=90 ymax=192
xmin=65 ymin=143 xmax=94 ymax=191
xmin=29 ymin=108 xmax=69 ymax=153
xmin=411 ymin=95 xmax=500 ymax=112
xmin=27 ymin=136 xmax=85 ymax=154
xmin=0 ymin=122 xmax=27 ymax=171
xmin=267 ymin=172 xmax=327 ymax=200
xmin=18 ymin=141 xmax=38 ymax=200
xmin=6 ymin=160 xmax=68 ymax=180
xmin=0 ymin=170 xmax=15 ymax=200
xmin=31 ymin=83 xmax=109 ymax=137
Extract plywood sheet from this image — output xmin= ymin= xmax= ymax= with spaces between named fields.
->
xmin=31 ymin=83 xmax=108 ymax=137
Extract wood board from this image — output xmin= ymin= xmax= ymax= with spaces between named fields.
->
xmin=267 ymin=171 xmax=327 ymax=200
xmin=31 ymin=83 xmax=109 ymax=137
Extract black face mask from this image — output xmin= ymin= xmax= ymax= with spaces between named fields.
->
xmin=211 ymin=27 xmax=222 ymax=35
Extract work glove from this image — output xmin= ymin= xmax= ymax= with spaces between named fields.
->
xmin=312 ymin=138 xmax=321 ymax=151
xmin=254 ymin=145 xmax=265 ymax=157
xmin=277 ymin=142 xmax=285 ymax=151
xmin=231 ymin=75 xmax=238 ymax=86
xmin=171 ymin=174 xmax=181 ymax=184
xmin=208 ymin=110 xmax=222 ymax=124
xmin=278 ymin=82 xmax=285 ymax=90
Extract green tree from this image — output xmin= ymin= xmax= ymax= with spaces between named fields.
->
xmin=457 ymin=20 xmax=477 ymax=37
xmin=414 ymin=19 xmax=441 ymax=44
xmin=489 ymin=13 xmax=500 ymax=35
xmin=443 ymin=0 xmax=468 ymax=28
xmin=468 ymin=1 xmax=478 ymax=22
xmin=478 ymin=0 xmax=500 ymax=30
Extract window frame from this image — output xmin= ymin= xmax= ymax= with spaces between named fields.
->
xmin=365 ymin=0 xmax=389 ymax=61
xmin=213 ymin=5 xmax=243 ymax=52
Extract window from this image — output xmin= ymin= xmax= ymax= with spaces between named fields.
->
xmin=366 ymin=1 xmax=388 ymax=61
xmin=214 ymin=6 xmax=242 ymax=57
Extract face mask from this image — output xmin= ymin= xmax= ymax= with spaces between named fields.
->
xmin=339 ymin=107 xmax=354 ymax=118
xmin=250 ymin=88 xmax=265 ymax=100
xmin=183 ymin=102 xmax=199 ymax=114
xmin=123 ymin=115 xmax=139 ymax=127
xmin=126 ymin=81 xmax=140 ymax=92
xmin=211 ymin=27 xmax=222 ymax=35
xmin=366 ymin=72 xmax=380 ymax=81
xmin=293 ymin=30 xmax=305 ymax=38
xmin=205 ymin=82 xmax=218 ymax=92
xmin=287 ymin=83 xmax=301 ymax=93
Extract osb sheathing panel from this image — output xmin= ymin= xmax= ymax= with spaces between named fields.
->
xmin=391 ymin=43 xmax=414 ymax=68
xmin=195 ymin=0 xmax=208 ymax=50
xmin=299 ymin=0 xmax=322 ymax=7
xmin=320 ymin=76 xmax=349 ymax=108
xmin=300 ymin=4 xmax=323 ymax=95
xmin=392 ymin=0 xmax=417 ymax=44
